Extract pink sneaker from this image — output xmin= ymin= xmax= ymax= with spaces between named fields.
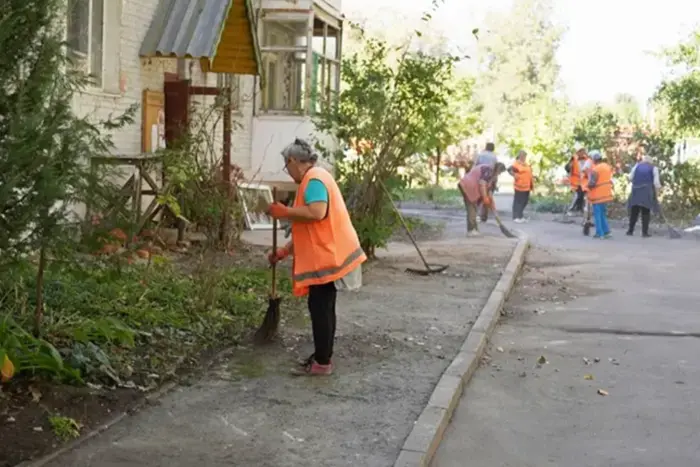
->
xmin=291 ymin=360 xmax=333 ymax=376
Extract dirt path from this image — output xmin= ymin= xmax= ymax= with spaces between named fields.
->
xmin=44 ymin=236 xmax=516 ymax=467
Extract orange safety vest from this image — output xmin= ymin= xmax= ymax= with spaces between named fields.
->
xmin=588 ymin=162 xmax=614 ymax=205
xmin=569 ymin=155 xmax=591 ymax=191
xmin=512 ymin=161 xmax=533 ymax=192
xmin=291 ymin=167 xmax=367 ymax=297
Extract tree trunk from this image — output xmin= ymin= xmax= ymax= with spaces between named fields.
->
xmin=435 ymin=147 xmax=442 ymax=186
xmin=34 ymin=243 xmax=47 ymax=337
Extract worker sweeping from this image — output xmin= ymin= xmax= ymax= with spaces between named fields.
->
xmin=458 ymin=161 xmax=506 ymax=236
xmin=626 ymin=154 xmax=661 ymax=237
xmin=565 ymin=145 xmax=591 ymax=216
xmin=474 ymin=142 xmax=498 ymax=223
xmin=587 ymin=150 xmax=613 ymax=239
xmin=508 ymin=150 xmax=533 ymax=223
xmin=265 ymin=138 xmax=366 ymax=376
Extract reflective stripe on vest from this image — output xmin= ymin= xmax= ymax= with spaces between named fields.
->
xmin=589 ymin=163 xmax=613 ymax=204
xmin=290 ymin=167 xmax=367 ymax=296
xmin=293 ymin=246 xmax=365 ymax=282
xmin=513 ymin=161 xmax=533 ymax=192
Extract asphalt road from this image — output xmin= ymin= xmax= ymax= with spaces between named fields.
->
xmin=432 ymin=215 xmax=700 ymax=466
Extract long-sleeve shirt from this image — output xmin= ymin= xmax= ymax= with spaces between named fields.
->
xmin=474 ymin=151 xmax=497 ymax=167
xmin=628 ymin=163 xmax=661 ymax=190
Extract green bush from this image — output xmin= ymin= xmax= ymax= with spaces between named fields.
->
xmin=0 ymin=258 xmax=296 ymax=385
xmin=531 ymin=193 xmax=569 ymax=213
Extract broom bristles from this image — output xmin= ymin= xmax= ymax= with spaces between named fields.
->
xmin=254 ymin=297 xmax=281 ymax=342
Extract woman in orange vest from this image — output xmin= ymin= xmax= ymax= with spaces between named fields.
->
xmin=566 ymin=147 xmax=590 ymax=215
xmin=508 ymin=150 xmax=533 ymax=223
xmin=266 ymin=139 xmax=366 ymax=376
xmin=587 ymin=150 xmax=614 ymax=239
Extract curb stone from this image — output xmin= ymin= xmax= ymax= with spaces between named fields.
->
xmin=392 ymin=232 xmax=530 ymax=467
xmin=17 ymin=347 xmax=239 ymax=467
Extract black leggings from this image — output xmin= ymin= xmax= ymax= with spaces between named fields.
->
xmin=308 ymin=282 xmax=337 ymax=365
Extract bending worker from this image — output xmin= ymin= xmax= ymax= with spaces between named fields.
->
xmin=266 ymin=139 xmax=366 ymax=376
xmin=587 ymin=150 xmax=613 ymax=239
xmin=458 ymin=161 xmax=507 ymax=236
xmin=508 ymin=150 xmax=533 ymax=223
xmin=474 ymin=142 xmax=498 ymax=223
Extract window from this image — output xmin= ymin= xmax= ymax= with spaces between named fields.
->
xmin=310 ymin=18 xmax=341 ymax=114
xmin=216 ymin=74 xmax=241 ymax=110
xmin=260 ymin=16 xmax=308 ymax=113
xmin=67 ymin=0 xmax=104 ymax=87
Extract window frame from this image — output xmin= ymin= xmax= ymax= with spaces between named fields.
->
xmin=66 ymin=0 xmax=106 ymax=89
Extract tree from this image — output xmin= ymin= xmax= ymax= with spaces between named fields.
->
xmin=611 ymin=93 xmax=642 ymax=125
xmin=314 ymin=34 xmax=458 ymax=257
xmin=572 ymin=105 xmax=620 ymax=152
xmin=654 ymin=29 xmax=700 ymax=136
xmin=422 ymin=76 xmax=483 ymax=186
xmin=0 ymin=0 xmax=134 ymax=334
xmin=474 ymin=0 xmax=563 ymax=143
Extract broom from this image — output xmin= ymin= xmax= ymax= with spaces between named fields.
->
xmin=491 ymin=209 xmax=517 ymax=238
xmin=583 ymin=199 xmax=593 ymax=236
xmin=254 ymin=188 xmax=282 ymax=342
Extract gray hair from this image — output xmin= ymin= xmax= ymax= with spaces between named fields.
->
xmin=642 ymin=155 xmax=653 ymax=164
xmin=281 ymin=138 xmax=318 ymax=163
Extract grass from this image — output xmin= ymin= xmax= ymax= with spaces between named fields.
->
xmin=48 ymin=415 xmax=81 ymax=442
xmin=401 ymin=186 xmax=462 ymax=207
xmin=0 ymin=254 xmax=302 ymax=387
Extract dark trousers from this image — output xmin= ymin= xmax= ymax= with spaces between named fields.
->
xmin=479 ymin=184 xmax=496 ymax=222
xmin=308 ymin=282 xmax=337 ymax=365
xmin=512 ymin=190 xmax=530 ymax=219
xmin=568 ymin=188 xmax=585 ymax=212
xmin=628 ymin=205 xmax=650 ymax=235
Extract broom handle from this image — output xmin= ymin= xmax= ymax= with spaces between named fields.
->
xmin=271 ymin=187 xmax=277 ymax=297
xmin=378 ymin=180 xmax=432 ymax=270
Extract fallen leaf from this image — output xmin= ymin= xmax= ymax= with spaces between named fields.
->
xmin=519 ymin=372 xmax=527 ymax=378
xmin=33 ymin=426 xmax=43 ymax=432
xmin=537 ymin=355 xmax=547 ymax=365
xmin=29 ymin=386 xmax=42 ymax=402
xmin=7 ymin=416 xmax=15 ymax=423
xmin=597 ymin=389 xmax=609 ymax=396
xmin=594 ymin=357 xmax=601 ymax=363
xmin=1 ymin=354 xmax=15 ymax=382
xmin=582 ymin=357 xmax=590 ymax=365
xmin=496 ymin=346 xmax=504 ymax=353
xmin=584 ymin=374 xmax=594 ymax=380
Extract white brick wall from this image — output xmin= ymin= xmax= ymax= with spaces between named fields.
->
xmin=72 ymin=0 xmax=254 ymax=167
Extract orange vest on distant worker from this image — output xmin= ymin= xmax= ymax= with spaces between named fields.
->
xmin=291 ymin=167 xmax=366 ymax=297
xmin=588 ymin=162 xmax=614 ymax=205
xmin=512 ymin=161 xmax=533 ymax=192
xmin=569 ymin=155 xmax=591 ymax=191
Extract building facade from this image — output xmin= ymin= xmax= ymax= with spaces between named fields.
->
xmin=70 ymin=0 xmax=343 ymax=194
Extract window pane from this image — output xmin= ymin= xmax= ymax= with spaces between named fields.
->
xmin=262 ymin=52 xmax=305 ymax=112
xmin=90 ymin=0 xmax=104 ymax=85
xmin=262 ymin=20 xmax=307 ymax=47
xmin=67 ymin=0 xmax=89 ymax=55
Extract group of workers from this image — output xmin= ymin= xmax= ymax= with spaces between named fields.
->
xmin=261 ymin=137 xmax=663 ymax=378
xmin=458 ymin=142 xmax=662 ymax=239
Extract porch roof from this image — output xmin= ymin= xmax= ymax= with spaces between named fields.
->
xmin=140 ymin=0 xmax=262 ymax=76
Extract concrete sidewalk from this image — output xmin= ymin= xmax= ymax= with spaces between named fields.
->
xmin=432 ymin=220 xmax=700 ymax=467
xmin=41 ymin=236 xmax=517 ymax=467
